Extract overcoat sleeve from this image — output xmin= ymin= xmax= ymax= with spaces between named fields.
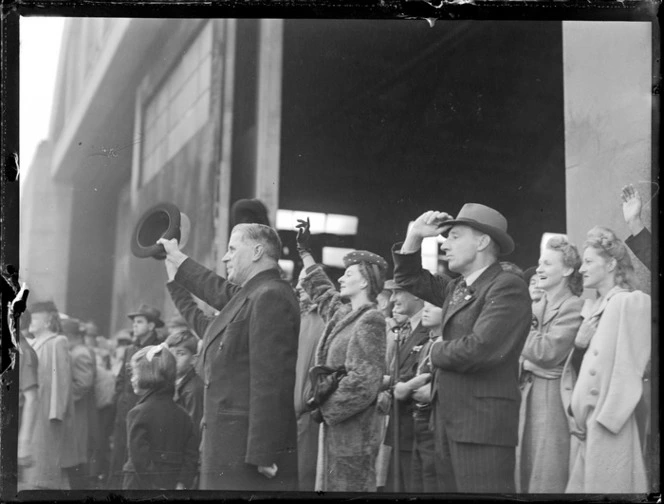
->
xmin=320 ymin=311 xmax=386 ymax=426
xmin=114 ymin=345 xmax=130 ymax=402
xmin=50 ymin=336 xmax=72 ymax=421
xmin=625 ymin=228 xmax=651 ymax=271
xmin=167 ymin=281 xmax=213 ymax=339
xmin=430 ymin=273 xmax=531 ymax=373
xmin=300 ymin=265 xmax=347 ymax=323
xmin=245 ymin=286 xmax=299 ymax=467
xmin=71 ymin=347 xmax=95 ymax=402
xmin=521 ymin=296 xmax=584 ymax=368
xmin=174 ymin=257 xmax=242 ymax=311
xmin=595 ymin=291 xmax=651 ymax=434
xmin=392 ymin=243 xmax=451 ymax=307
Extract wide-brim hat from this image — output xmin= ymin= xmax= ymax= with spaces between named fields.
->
xmin=231 ymin=198 xmax=270 ymax=227
xmin=441 ymin=203 xmax=515 ymax=256
xmin=131 ymin=202 xmax=191 ymax=260
xmin=127 ymin=304 xmax=164 ymax=328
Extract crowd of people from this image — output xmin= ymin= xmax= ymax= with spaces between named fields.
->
xmin=16 ymin=185 xmax=653 ymax=493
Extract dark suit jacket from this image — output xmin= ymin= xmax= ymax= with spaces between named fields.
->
xmin=393 ymin=245 xmax=531 ymax=447
xmin=175 ymin=366 xmax=204 ymax=442
xmin=385 ymin=321 xmax=431 ymax=452
xmin=167 ymin=258 xmax=299 ymax=490
xmin=122 ymin=388 xmax=198 ymax=490
xmin=625 ymin=227 xmax=651 ymax=271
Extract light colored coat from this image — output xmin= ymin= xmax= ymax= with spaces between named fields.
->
xmin=515 ymin=288 xmax=583 ymax=493
xmin=302 ymin=266 xmax=386 ymax=492
xmin=24 ymin=333 xmax=76 ymax=489
xmin=561 ymin=287 xmax=651 ymax=492
xmin=70 ymin=343 xmax=96 ymax=466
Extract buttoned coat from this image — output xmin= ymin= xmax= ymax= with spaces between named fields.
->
xmin=167 ymin=258 xmax=299 ymax=491
xmin=393 ymin=247 xmax=532 ymax=449
xmin=560 ymin=287 xmax=651 ymax=493
xmin=300 ymin=265 xmax=386 ymax=492
xmin=107 ymin=330 xmax=159 ymax=487
xmin=24 ymin=333 xmax=77 ymax=489
xmin=515 ymin=289 xmax=583 ymax=493
xmin=122 ymin=388 xmax=198 ymax=489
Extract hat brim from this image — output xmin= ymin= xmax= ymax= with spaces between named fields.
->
xmin=441 ymin=219 xmax=515 ymax=256
xmin=131 ymin=202 xmax=183 ymax=260
xmin=127 ymin=313 xmax=165 ymax=328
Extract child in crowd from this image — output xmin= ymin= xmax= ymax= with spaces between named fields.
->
xmin=165 ymin=330 xmax=204 ymax=439
xmin=122 ymin=343 xmax=198 ymax=490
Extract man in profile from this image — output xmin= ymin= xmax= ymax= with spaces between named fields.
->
xmin=393 ymin=203 xmax=531 ymax=493
xmin=158 ymin=223 xmax=299 ymax=490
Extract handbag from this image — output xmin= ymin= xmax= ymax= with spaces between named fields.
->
xmin=306 ymin=364 xmax=347 ymax=423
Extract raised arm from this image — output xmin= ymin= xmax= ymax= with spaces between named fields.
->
xmin=166 ymin=281 xmax=214 ymax=339
xmin=159 ymin=238 xmax=242 ymax=311
xmin=392 ymin=244 xmax=451 ymax=307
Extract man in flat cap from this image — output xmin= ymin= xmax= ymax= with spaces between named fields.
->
xmin=392 ymin=203 xmax=531 ymax=493
xmin=107 ymin=304 xmax=162 ymax=488
xmin=158 ymin=223 xmax=299 ymax=491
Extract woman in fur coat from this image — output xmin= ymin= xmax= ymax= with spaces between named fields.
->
xmin=297 ymin=218 xmax=387 ymax=492
xmin=561 ymin=226 xmax=651 ymax=493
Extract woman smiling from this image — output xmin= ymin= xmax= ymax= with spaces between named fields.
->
xmin=561 ymin=226 xmax=651 ymax=493
xmin=516 ymin=236 xmax=584 ymax=493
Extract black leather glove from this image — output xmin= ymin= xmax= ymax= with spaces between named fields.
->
xmin=296 ymin=217 xmax=312 ymax=255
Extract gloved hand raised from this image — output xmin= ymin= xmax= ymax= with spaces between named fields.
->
xmin=296 ymin=217 xmax=312 ymax=255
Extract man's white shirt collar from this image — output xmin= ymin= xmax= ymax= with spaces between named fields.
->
xmin=464 ymin=265 xmax=490 ymax=287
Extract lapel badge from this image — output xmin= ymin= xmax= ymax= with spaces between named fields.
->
xmin=464 ymin=294 xmax=472 ymax=301
xmin=412 ymin=345 xmax=423 ymax=353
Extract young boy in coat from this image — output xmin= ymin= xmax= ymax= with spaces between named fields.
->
xmin=165 ymin=329 xmax=204 ymax=439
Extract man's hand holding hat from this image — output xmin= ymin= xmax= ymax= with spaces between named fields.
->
xmin=401 ymin=210 xmax=453 ymax=254
xmin=157 ymin=238 xmax=188 ymax=281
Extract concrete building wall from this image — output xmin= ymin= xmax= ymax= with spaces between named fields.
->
xmin=563 ymin=21 xmax=653 ymax=295
xmin=19 ymin=141 xmax=74 ymax=311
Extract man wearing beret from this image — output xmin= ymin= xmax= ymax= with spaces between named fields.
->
xmin=158 ymin=223 xmax=299 ymax=491
xmin=393 ymin=203 xmax=531 ymax=493
xmin=107 ymin=304 xmax=162 ymax=487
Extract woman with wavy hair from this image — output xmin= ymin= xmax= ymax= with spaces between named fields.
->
xmin=296 ymin=218 xmax=387 ymax=492
xmin=516 ymin=236 xmax=584 ymax=493
xmin=561 ymin=226 xmax=650 ymax=493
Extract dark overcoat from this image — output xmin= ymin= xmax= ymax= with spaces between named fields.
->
xmin=122 ymin=388 xmax=198 ymax=490
xmin=175 ymin=366 xmax=205 ymax=442
xmin=107 ymin=330 xmax=159 ymax=487
xmin=167 ymin=258 xmax=299 ymax=491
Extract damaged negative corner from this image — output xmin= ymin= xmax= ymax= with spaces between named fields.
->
xmin=1 ymin=273 xmax=29 ymax=374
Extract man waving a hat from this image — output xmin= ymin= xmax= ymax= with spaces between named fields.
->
xmin=392 ymin=203 xmax=531 ymax=493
